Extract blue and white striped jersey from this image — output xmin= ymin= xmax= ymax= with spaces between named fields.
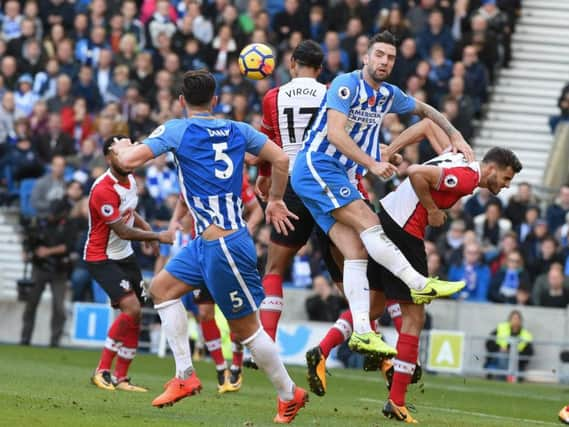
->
xmin=143 ymin=117 xmax=267 ymax=235
xmin=302 ymin=70 xmax=416 ymax=181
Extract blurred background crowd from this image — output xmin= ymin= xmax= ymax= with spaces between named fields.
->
xmin=2 ymin=0 xmax=569 ymax=325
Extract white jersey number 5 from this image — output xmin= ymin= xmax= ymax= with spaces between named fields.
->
xmin=213 ymin=142 xmax=234 ymax=179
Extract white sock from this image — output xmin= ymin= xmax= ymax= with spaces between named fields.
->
xmin=243 ymin=328 xmax=294 ymax=401
xmin=360 ymin=225 xmax=427 ymax=290
xmin=343 ymin=259 xmax=372 ymax=334
xmin=155 ymin=299 xmax=194 ymax=379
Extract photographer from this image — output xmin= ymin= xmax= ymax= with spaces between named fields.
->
xmin=20 ymin=198 xmax=75 ymax=347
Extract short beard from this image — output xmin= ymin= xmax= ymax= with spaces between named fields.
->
xmin=365 ymin=65 xmax=387 ymax=84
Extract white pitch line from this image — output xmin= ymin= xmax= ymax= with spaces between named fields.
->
xmin=359 ymin=398 xmax=559 ymax=426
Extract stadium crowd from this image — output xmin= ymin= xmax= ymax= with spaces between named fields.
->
xmin=2 ymin=0 xmax=568 ymax=323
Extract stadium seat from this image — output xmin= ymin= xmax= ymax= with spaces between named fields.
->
xmin=19 ymin=179 xmax=37 ymax=218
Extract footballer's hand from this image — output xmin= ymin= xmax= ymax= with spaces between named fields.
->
xmin=265 ymin=200 xmax=298 ymax=236
xmin=111 ymin=137 xmax=134 ymax=153
xmin=389 ymin=152 xmax=403 ymax=166
xmin=255 ymin=176 xmax=271 ymax=202
xmin=450 ymin=133 xmax=474 ymax=163
xmin=427 ymin=208 xmax=447 ymax=227
xmin=369 ymin=161 xmax=397 ymax=180
xmin=158 ymin=230 xmax=174 ymax=245
xmin=144 ymin=240 xmax=160 ymax=256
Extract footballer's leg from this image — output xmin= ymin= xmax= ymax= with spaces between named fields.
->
xmin=150 ymin=243 xmax=204 ymax=408
xmin=207 ymin=228 xmax=308 ymax=423
xmin=260 ymin=182 xmax=314 ymax=341
xmin=332 ymin=199 xmax=465 ymax=303
xmin=227 ymin=332 xmax=244 ymax=391
xmin=198 ymin=303 xmax=230 ymax=393
xmin=86 ymin=258 xmax=146 ymax=392
xmin=260 ymin=242 xmax=300 ymax=340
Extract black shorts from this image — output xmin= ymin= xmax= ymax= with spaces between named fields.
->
xmin=86 ymin=254 xmax=144 ymax=308
xmin=192 ymin=287 xmax=214 ymax=304
xmin=270 ymin=179 xmax=315 ymax=248
xmin=315 ymin=226 xmax=343 ymax=283
xmin=367 ymin=205 xmax=427 ymax=302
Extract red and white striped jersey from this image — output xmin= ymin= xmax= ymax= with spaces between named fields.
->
xmin=84 ymin=170 xmax=138 ymax=261
xmin=380 ymin=153 xmax=480 ymax=239
xmin=260 ymin=77 xmax=327 ymax=175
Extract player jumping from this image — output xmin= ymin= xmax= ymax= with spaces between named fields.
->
xmin=291 ymin=31 xmax=473 ymax=356
xmin=85 ymin=136 xmax=173 ymax=392
xmin=113 ymin=70 xmax=309 ymax=424
xmin=308 ymin=143 xmax=522 ymax=423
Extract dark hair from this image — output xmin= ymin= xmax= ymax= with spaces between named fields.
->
xmin=482 ymin=147 xmax=523 ymax=173
xmin=368 ymin=30 xmax=397 ymax=50
xmin=103 ymin=134 xmax=128 ymax=156
xmin=181 ymin=69 xmax=216 ymax=107
xmin=292 ymin=40 xmax=324 ymax=69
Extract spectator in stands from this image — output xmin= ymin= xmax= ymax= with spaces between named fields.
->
xmin=0 ymin=91 xmax=16 ymax=146
xmin=391 ymin=37 xmax=419 ymax=89
xmin=0 ymin=55 xmax=18 ymax=91
xmin=427 ymin=251 xmax=445 ymax=279
xmin=416 ymin=9 xmax=454 ymax=60
xmin=546 ymin=185 xmax=569 ymax=235
xmin=73 ymin=65 xmax=103 ymax=113
xmin=488 ymin=249 xmax=531 ymax=304
xmin=427 ymin=44 xmax=453 ymax=107
xmin=448 ymin=241 xmax=491 ymax=302
xmin=550 ymin=87 xmax=569 ymax=133
xmin=464 ymin=187 xmax=500 ymax=218
xmin=516 ymin=205 xmax=540 ymax=244
xmin=406 ymin=0 xmax=436 ymax=36
xmin=436 ymin=218 xmax=467 ymax=268
xmin=308 ymin=5 xmax=326 ymax=44
xmin=448 ymin=75 xmax=475 ymax=125
xmin=487 ymin=231 xmax=518 ymax=274
xmin=377 ymin=7 xmax=411 ymax=42
xmin=8 ymin=16 xmax=37 ymax=57
xmin=128 ymin=100 xmax=157 ymax=142
xmin=521 ymin=219 xmax=549 ymax=274
xmin=272 ymin=0 xmax=307 ymax=44
xmin=47 ymin=74 xmax=74 ymax=113
xmin=305 ymin=275 xmax=348 ymax=322
xmin=35 ymin=113 xmax=75 ymax=164
xmin=527 ymin=235 xmax=564 ymax=283
xmin=454 ymin=14 xmax=498 ymax=82
xmin=1 ymin=0 xmax=23 ymax=41
xmin=21 ymin=38 xmax=46 ymax=78
xmin=504 ymin=182 xmax=538 ymax=230
xmin=485 ymin=310 xmax=533 ymax=382
xmin=441 ymin=96 xmax=474 ymax=141
xmin=462 ymin=45 xmax=488 ymax=115
xmin=145 ymin=154 xmax=179 ymax=205
xmin=537 ymin=266 xmax=569 ymax=308
xmin=30 ymin=155 xmax=66 ymax=218
xmin=477 ymin=0 xmax=512 ymax=68
xmin=474 ymin=200 xmax=512 ymax=250
xmin=20 ymin=198 xmax=74 ymax=347
xmin=0 ymin=136 xmax=44 ymax=182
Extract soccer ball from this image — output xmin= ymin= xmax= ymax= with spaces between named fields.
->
xmin=238 ymin=43 xmax=275 ymax=80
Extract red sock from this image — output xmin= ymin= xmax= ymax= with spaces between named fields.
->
xmin=259 ymin=274 xmax=283 ymax=341
xmin=230 ymin=332 xmax=243 ymax=369
xmin=387 ymin=301 xmax=402 ymax=333
xmin=389 ymin=333 xmax=419 ymax=406
xmin=114 ymin=314 xmax=140 ymax=380
xmin=319 ymin=310 xmax=353 ymax=358
xmin=201 ymin=319 xmax=226 ymax=370
xmin=97 ymin=312 xmax=132 ymax=372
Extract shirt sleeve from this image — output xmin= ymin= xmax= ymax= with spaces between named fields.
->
xmin=142 ymin=119 xmax=187 ymax=157
xmin=436 ymin=166 xmax=479 ymax=196
xmin=388 ymin=85 xmax=416 ymax=115
xmin=234 ymin=121 xmax=268 ymax=156
xmin=326 ymin=73 xmax=357 ymax=115
xmin=91 ymin=186 xmax=121 ymax=224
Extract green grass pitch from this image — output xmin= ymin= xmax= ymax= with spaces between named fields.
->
xmin=1 ymin=345 xmax=567 ymax=426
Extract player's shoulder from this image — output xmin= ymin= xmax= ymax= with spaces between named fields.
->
xmin=90 ymin=171 xmax=118 ymax=200
xmin=147 ymin=118 xmax=189 ymax=140
xmin=330 ymin=70 xmax=360 ymax=89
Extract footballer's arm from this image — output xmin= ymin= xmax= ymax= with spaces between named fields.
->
xmin=383 ymin=119 xmax=451 ymax=161
xmin=109 ymin=218 xmax=172 ymax=244
xmin=407 ymin=164 xmax=446 ymax=227
xmin=412 ymin=100 xmax=474 ymax=162
xmin=113 ymin=139 xmax=155 ymax=170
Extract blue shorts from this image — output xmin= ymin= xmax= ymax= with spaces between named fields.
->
xmin=291 ymin=150 xmax=362 ymax=234
xmin=165 ymin=227 xmax=265 ymax=320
